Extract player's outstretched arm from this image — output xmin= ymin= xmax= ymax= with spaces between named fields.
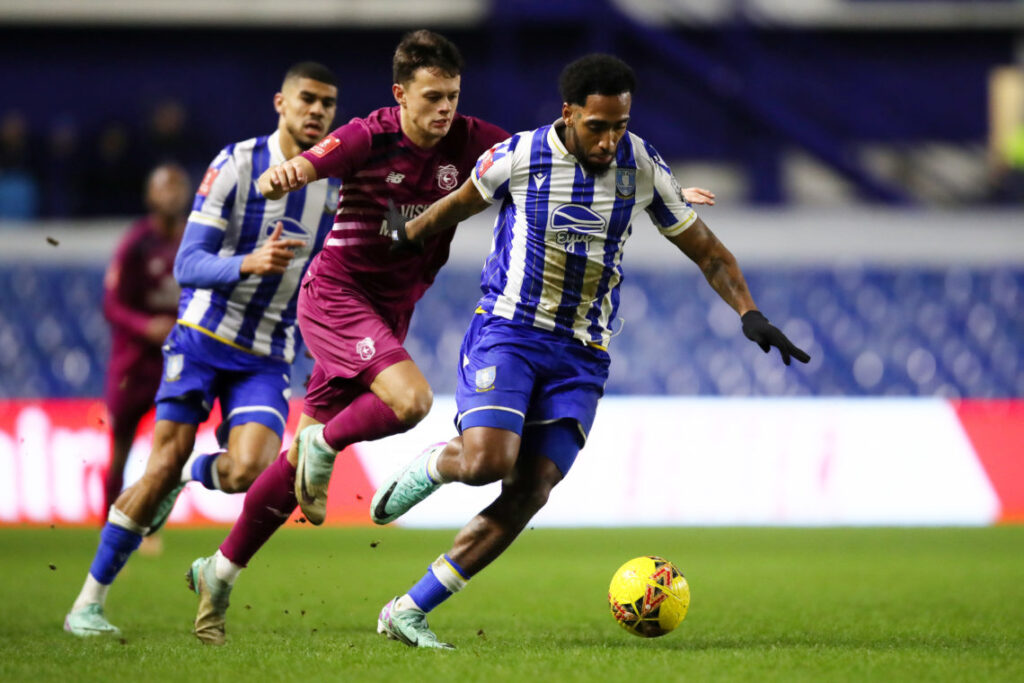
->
xmin=668 ymin=217 xmax=809 ymax=366
xmin=388 ymin=179 xmax=492 ymax=249
xmin=257 ymin=157 xmax=318 ymax=200
xmin=682 ymin=187 xmax=715 ymax=206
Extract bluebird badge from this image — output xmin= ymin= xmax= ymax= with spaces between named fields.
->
xmin=165 ymin=353 xmax=184 ymax=382
xmin=475 ymin=365 xmax=496 ymax=392
xmin=615 ymin=168 xmax=636 ymax=198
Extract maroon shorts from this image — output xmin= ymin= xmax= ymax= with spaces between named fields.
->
xmin=105 ymin=355 xmax=162 ymax=427
xmin=298 ymin=273 xmax=413 ymax=423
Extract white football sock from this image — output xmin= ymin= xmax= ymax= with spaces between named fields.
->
xmin=430 ymin=554 xmax=468 ymax=592
xmin=180 ymin=450 xmax=203 ymax=483
xmin=426 ymin=444 xmax=450 ymax=484
xmin=72 ymin=574 xmax=110 ymax=611
xmin=213 ymin=550 xmax=242 ymax=585
xmin=209 ymin=456 xmax=222 ymax=491
xmin=108 ymin=506 xmax=148 ymax=535
xmin=394 ymin=594 xmax=422 ymax=611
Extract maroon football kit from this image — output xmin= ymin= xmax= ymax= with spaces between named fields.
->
xmin=103 ymin=216 xmax=182 ymax=423
xmin=297 ymin=106 xmax=508 ymax=421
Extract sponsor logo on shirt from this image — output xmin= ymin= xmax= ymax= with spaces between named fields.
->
xmin=550 ymin=203 xmax=607 ymax=255
xmin=310 ymin=135 xmax=341 ymax=158
xmin=436 ymin=164 xmax=459 ymax=191
xmin=356 ymin=337 xmax=376 ymax=361
xmin=385 ymin=171 xmax=405 ymax=184
xmin=198 ymin=167 xmax=219 ymax=197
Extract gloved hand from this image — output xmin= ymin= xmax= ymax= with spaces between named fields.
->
xmin=385 ymin=199 xmax=423 ymax=254
xmin=741 ymin=310 xmax=811 ymax=366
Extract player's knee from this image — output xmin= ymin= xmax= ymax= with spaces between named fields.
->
xmin=512 ymin=480 xmax=554 ymax=517
xmin=218 ymin=455 xmax=267 ymax=492
xmin=391 ymin=386 xmax=433 ymax=426
xmin=459 ymin=447 xmax=516 ymax=485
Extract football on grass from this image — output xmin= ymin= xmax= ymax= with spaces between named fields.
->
xmin=608 ymin=555 xmax=690 ymax=637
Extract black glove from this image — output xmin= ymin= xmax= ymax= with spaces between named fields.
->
xmin=741 ymin=310 xmax=811 ymax=366
xmin=385 ymin=199 xmax=423 ymax=254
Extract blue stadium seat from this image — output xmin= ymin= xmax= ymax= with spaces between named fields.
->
xmin=1 ymin=263 xmax=1022 ymax=399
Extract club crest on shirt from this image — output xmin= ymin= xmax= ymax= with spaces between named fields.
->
xmin=356 ymin=337 xmax=376 ymax=361
xmin=475 ymin=365 xmax=496 ymax=392
xmin=436 ymin=164 xmax=459 ymax=191
xmin=615 ymin=168 xmax=636 ymax=198
xmin=165 ymin=354 xmax=184 ymax=382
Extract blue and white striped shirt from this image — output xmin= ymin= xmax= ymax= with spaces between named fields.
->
xmin=470 ymin=123 xmax=697 ymax=348
xmin=175 ymin=130 xmax=340 ymax=363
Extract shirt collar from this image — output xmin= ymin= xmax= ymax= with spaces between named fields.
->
xmin=268 ymin=130 xmax=286 ymax=165
xmin=547 ymin=120 xmax=573 ymax=160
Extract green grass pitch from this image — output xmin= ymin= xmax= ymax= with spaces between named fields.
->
xmin=1 ymin=525 xmax=1021 ymax=682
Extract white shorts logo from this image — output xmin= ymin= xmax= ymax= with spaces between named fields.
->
xmin=356 ymin=337 xmax=376 ymax=361
xmin=475 ymin=365 xmax=496 ymax=392
xmin=165 ymin=353 xmax=184 ymax=382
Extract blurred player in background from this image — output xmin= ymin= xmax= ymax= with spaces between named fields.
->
xmin=64 ymin=61 xmax=340 ymax=637
xmin=101 ymin=162 xmax=190 ymax=520
xmin=371 ymin=53 xmax=809 ymax=648
xmin=182 ymin=31 xmax=716 ymax=647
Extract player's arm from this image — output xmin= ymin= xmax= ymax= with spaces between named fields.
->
xmin=103 ymin=239 xmax=175 ymax=344
xmin=681 ymin=187 xmax=715 ymax=205
xmin=177 ymin=153 xmax=304 ymax=287
xmin=389 ymin=179 xmax=491 ymax=247
xmin=668 ymin=217 xmax=753 ymax=316
xmin=176 ymin=221 xmax=306 ymax=287
xmin=668 ymin=219 xmax=809 ymax=366
xmin=257 ymin=156 xmax=318 ymax=200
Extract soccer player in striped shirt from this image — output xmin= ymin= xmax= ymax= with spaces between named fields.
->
xmin=371 ymin=54 xmax=810 ymax=648
xmin=64 ymin=62 xmax=340 ymax=637
xmin=182 ymin=33 xmax=713 ymax=646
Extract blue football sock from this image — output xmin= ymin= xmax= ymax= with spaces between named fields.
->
xmin=407 ymin=554 xmax=468 ymax=613
xmin=191 ymin=453 xmax=220 ymax=490
xmin=88 ymin=522 xmax=143 ymax=585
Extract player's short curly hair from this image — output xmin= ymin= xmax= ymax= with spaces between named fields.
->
xmin=284 ymin=61 xmax=337 ymax=88
xmin=393 ymin=30 xmax=464 ymax=85
xmin=559 ymin=54 xmax=636 ymax=106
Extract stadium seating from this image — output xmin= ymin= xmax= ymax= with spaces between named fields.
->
xmin=1 ymin=264 xmax=1020 ymax=399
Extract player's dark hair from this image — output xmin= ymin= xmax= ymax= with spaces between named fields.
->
xmin=393 ymin=30 xmax=464 ymax=84
xmin=559 ymin=54 xmax=636 ymax=106
xmin=284 ymin=61 xmax=337 ymax=88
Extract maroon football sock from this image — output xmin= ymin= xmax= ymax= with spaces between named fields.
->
xmin=322 ymin=391 xmax=408 ymax=451
xmin=219 ymin=451 xmax=296 ymax=567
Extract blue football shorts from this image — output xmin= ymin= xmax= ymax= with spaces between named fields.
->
xmin=454 ymin=312 xmax=610 ymax=474
xmin=154 ymin=325 xmax=291 ymax=439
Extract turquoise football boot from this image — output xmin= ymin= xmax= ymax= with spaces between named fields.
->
xmin=64 ymin=603 xmax=120 ymax=637
xmin=376 ymin=597 xmax=454 ymax=650
xmin=293 ymin=424 xmax=337 ymax=525
xmin=370 ymin=443 xmax=445 ymax=525
xmin=186 ymin=556 xmax=232 ymax=645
